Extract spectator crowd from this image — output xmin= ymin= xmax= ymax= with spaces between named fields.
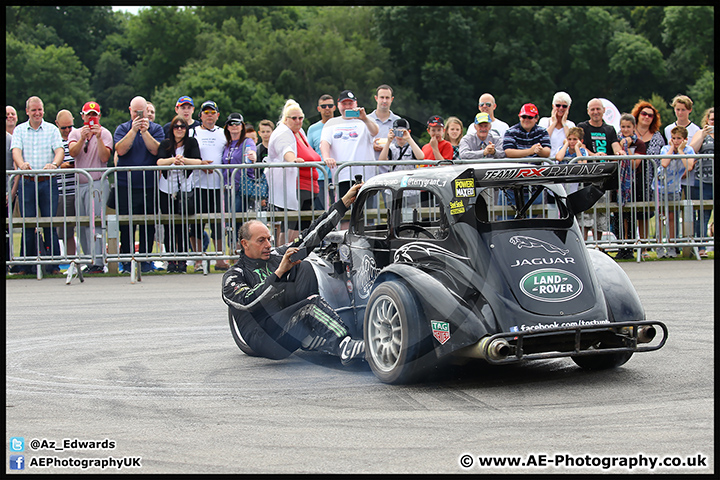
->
xmin=6 ymin=87 xmax=715 ymax=274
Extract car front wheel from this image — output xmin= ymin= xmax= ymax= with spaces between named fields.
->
xmin=364 ymin=280 xmax=434 ymax=384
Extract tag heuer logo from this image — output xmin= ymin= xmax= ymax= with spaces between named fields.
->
xmin=431 ymin=321 xmax=450 ymax=344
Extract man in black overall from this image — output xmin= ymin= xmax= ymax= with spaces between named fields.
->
xmin=222 ymin=182 xmax=365 ymax=364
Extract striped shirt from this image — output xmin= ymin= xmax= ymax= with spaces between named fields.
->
xmin=10 ymin=120 xmax=64 ymax=170
xmin=57 ymin=137 xmax=75 ymax=196
xmin=502 ymin=123 xmax=551 ymax=156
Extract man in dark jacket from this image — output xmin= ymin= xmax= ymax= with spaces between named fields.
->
xmin=222 ymin=183 xmax=365 ymax=364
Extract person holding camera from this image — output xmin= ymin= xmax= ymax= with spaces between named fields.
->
xmin=378 ymin=118 xmax=424 ymax=170
xmin=320 ymin=89 xmax=378 ymax=199
xmin=68 ymin=101 xmax=113 ymax=273
xmin=113 ymin=96 xmax=164 ymax=273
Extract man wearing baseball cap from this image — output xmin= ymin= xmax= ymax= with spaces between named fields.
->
xmin=320 ymin=89 xmax=379 ymax=199
xmin=163 ymin=96 xmax=201 ymax=138
xmin=191 ymin=99 xmax=229 ymax=271
xmin=503 ymin=103 xmax=551 ymax=158
xmin=421 ymin=115 xmax=454 ymax=163
xmin=459 ymin=112 xmax=505 ymax=159
xmin=68 ymin=102 xmax=113 ymax=273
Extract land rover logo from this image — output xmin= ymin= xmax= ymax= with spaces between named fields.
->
xmin=519 ymin=268 xmax=583 ymax=302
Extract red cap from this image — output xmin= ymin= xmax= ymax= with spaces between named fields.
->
xmin=82 ymin=101 xmax=101 ymax=115
xmin=518 ymin=103 xmax=539 ymax=117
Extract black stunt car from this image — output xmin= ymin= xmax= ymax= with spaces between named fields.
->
xmin=232 ymin=162 xmax=668 ymax=384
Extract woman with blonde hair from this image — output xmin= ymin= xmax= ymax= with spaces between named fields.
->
xmin=267 ymin=99 xmax=321 ymax=243
xmin=539 ymin=91 xmax=576 ymax=158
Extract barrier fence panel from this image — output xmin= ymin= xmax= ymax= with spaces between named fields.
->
xmin=6 ymin=153 xmax=713 ymax=282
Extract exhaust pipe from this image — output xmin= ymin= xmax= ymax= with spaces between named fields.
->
xmin=637 ymin=325 xmax=656 ymax=344
xmin=455 ymin=336 xmax=512 ymax=360
xmin=479 ymin=336 xmax=511 ymax=361
xmin=620 ymin=325 xmax=657 ymax=344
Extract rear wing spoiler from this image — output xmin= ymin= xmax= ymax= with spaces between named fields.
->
xmin=471 ymin=162 xmax=618 ymax=191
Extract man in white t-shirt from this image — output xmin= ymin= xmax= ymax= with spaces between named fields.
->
xmin=320 ymin=89 xmax=379 ymax=199
xmin=663 ymin=95 xmax=701 ymax=195
xmin=191 ymin=100 xmax=229 ymax=270
xmin=467 ymin=93 xmax=510 ymax=139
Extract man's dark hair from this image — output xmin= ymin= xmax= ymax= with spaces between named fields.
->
xmin=318 ymin=94 xmax=334 ymax=103
xmin=376 ymin=84 xmax=393 ymax=95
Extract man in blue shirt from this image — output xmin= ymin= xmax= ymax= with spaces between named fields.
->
xmin=306 ymin=94 xmax=336 ymax=209
xmin=113 ymin=96 xmax=164 ymax=272
xmin=11 ymin=96 xmax=65 ymax=274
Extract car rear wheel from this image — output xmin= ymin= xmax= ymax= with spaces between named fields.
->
xmin=364 ymin=281 xmax=434 ymax=384
xmin=229 ymin=309 xmax=260 ymax=357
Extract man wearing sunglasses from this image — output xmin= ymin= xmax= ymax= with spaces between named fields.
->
xmin=468 ymin=93 xmax=510 ymax=139
xmin=191 ymin=100 xmax=230 ymax=271
xmin=69 ymin=101 xmax=113 ymax=273
xmin=54 ymin=110 xmax=77 ymax=261
xmin=503 ymin=103 xmax=551 ymax=159
xmin=307 ymin=94 xmax=336 ymax=209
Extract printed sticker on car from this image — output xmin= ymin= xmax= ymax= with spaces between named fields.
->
xmin=431 ymin=321 xmax=450 ymax=344
xmin=454 ymin=178 xmax=475 ymax=198
xmin=519 ymin=268 xmax=583 ymax=302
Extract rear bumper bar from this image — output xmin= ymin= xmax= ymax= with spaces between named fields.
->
xmin=479 ymin=320 xmax=668 ymax=365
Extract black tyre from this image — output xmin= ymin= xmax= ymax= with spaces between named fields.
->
xmin=364 ymin=280 xmax=434 ymax=384
xmin=228 ymin=309 xmax=260 ymax=357
xmin=571 ymin=350 xmax=633 ymax=370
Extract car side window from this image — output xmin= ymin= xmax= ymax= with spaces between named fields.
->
xmin=353 ymin=188 xmax=390 ymax=239
xmin=397 ymin=189 xmax=448 ymax=240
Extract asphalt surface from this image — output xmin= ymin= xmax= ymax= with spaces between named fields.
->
xmin=5 ymin=259 xmax=714 ymax=474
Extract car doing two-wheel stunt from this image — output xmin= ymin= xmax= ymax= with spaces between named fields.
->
xmin=229 ymin=161 xmax=667 ymax=384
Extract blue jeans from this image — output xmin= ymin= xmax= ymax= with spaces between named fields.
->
xmin=117 ymin=184 xmax=156 ymax=257
xmin=19 ymin=176 xmax=61 ymax=271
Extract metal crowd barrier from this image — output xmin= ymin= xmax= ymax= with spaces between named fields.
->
xmin=5 ymin=153 xmax=714 ymax=283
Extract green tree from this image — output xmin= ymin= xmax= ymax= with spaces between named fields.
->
xmin=152 ymin=62 xmax=286 ymax=128
xmin=5 ymin=6 xmax=120 ymax=75
xmin=124 ymin=6 xmax=205 ymax=96
xmin=662 ymin=6 xmax=715 ymax=98
xmin=687 ymin=70 xmax=715 ymax=124
xmin=6 ymin=33 xmax=91 ymax=121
